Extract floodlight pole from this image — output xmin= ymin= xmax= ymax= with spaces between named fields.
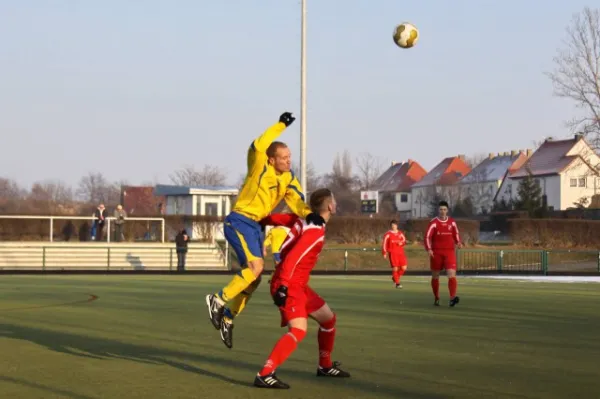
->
xmin=300 ymin=0 xmax=307 ymax=195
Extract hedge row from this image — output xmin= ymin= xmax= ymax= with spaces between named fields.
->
xmin=0 ymin=215 xmax=480 ymax=244
xmin=508 ymin=219 xmax=600 ymax=248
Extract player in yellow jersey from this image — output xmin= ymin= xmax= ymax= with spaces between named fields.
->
xmin=206 ymin=112 xmax=324 ymax=349
xmin=263 ymin=225 xmax=289 ymax=266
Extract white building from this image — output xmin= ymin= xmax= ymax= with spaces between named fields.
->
xmin=494 ymin=135 xmax=600 ymax=210
xmin=458 ymin=150 xmax=530 ymax=214
xmin=154 ymin=184 xmax=239 ymax=240
xmin=372 ymin=160 xmax=427 ymax=219
xmin=410 ymin=156 xmax=471 ymax=218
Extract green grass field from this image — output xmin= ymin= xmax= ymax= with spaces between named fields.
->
xmin=0 ymin=275 xmax=599 ymax=399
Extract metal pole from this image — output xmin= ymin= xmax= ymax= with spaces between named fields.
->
xmin=299 ymin=0 xmax=307 ymax=193
xmin=49 ymin=217 xmax=53 ymax=242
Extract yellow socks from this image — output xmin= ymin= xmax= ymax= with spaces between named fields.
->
xmin=218 ymin=268 xmax=257 ymax=302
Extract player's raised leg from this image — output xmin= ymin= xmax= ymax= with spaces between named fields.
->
xmin=254 ymin=317 xmax=308 ymax=389
xmin=206 ymin=214 xmax=264 ymax=333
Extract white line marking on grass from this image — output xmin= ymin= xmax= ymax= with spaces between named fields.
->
xmin=314 ymin=275 xmax=600 ymax=284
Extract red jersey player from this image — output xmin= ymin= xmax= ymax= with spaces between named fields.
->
xmin=424 ymin=200 xmax=463 ymax=307
xmin=253 ymin=188 xmax=350 ymax=389
xmin=382 ymin=220 xmax=407 ymax=288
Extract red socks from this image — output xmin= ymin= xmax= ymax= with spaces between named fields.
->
xmin=397 ymin=268 xmax=406 ymax=281
xmin=259 ymin=315 xmax=337 ymax=376
xmin=392 ymin=271 xmax=399 ymax=284
xmin=431 ymin=278 xmax=440 ymax=300
xmin=449 ymin=277 xmax=457 ymax=298
xmin=318 ymin=314 xmax=336 ymax=368
xmin=259 ymin=328 xmax=306 ymax=376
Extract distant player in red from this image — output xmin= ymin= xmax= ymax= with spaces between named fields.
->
xmin=382 ymin=220 xmax=407 ymax=288
xmin=253 ymin=188 xmax=350 ymax=389
xmin=424 ymin=201 xmax=463 ymax=307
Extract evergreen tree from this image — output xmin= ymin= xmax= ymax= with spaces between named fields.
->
xmin=514 ymin=170 xmax=542 ymax=217
xmin=453 ymin=197 xmax=475 ymax=218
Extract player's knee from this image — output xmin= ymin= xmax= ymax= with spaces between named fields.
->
xmin=288 ymin=327 xmax=307 ymax=343
xmin=319 ymin=313 xmax=336 ymax=331
xmin=248 ymin=259 xmax=264 ymax=276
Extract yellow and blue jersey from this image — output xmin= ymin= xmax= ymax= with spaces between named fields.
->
xmin=233 ymin=122 xmax=311 ymax=222
xmin=224 ymin=121 xmax=311 ymax=267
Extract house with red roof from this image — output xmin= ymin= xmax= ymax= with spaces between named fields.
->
xmin=410 ymin=155 xmax=472 ymax=218
xmin=458 ymin=150 xmax=531 ymax=214
xmin=494 ymin=135 xmax=600 ymax=210
xmin=372 ymin=160 xmax=427 ymax=219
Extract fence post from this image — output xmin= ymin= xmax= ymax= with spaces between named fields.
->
xmin=49 ymin=217 xmax=54 ymax=242
xmin=107 ymin=247 xmax=111 ymax=271
xmin=344 ymin=250 xmax=348 ymax=272
xmin=497 ymin=250 xmax=504 ymax=272
xmin=42 ymin=246 xmax=46 ymax=271
xmin=597 ymin=251 xmax=599 ymax=273
xmin=542 ymin=251 xmax=548 ymax=276
xmin=107 ymin=219 xmax=111 ymax=243
xmin=161 ymin=219 xmax=165 ymax=243
xmin=169 ymin=248 xmax=173 ymax=271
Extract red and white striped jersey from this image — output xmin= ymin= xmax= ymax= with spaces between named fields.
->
xmin=382 ymin=230 xmax=406 ymax=255
xmin=261 ymin=213 xmax=325 ymax=286
xmin=424 ymin=217 xmax=461 ymax=251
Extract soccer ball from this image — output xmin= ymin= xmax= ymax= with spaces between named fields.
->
xmin=393 ymin=22 xmax=419 ymax=49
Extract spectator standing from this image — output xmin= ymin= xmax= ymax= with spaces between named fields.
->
xmin=93 ymin=204 xmax=107 ymax=241
xmin=175 ymin=229 xmax=189 ymax=271
xmin=114 ymin=205 xmax=127 ymax=242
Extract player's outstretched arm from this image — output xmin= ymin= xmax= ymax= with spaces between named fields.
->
xmin=261 ymin=213 xmax=299 ymax=229
xmin=252 ymin=112 xmax=295 ymax=153
xmin=283 ymin=176 xmax=313 ymax=219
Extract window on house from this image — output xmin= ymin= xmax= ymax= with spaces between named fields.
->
xmin=578 ymin=178 xmax=586 ymax=187
xmin=205 ymin=202 xmax=218 ymax=216
xmin=400 ymin=193 xmax=408 ymax=203
xmin=570 ymin=178 xmax=577 ymax=187
xmin=506 ymin=184 xmax=512 ymax=193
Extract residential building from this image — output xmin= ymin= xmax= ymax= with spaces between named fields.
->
xmin=372 ymin=160 xmax=427 ymax=219
xmin=410 ymin=155 xmax=471 ymax=218
xmin=154 ymin=184 xmax=239 ymax=240
xmin=494 ymin=135 xmax=600 ymax=210
xmin=459 ymin=150 xmax=530 ymax=214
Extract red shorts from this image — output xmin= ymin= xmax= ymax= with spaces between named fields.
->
xmin=270 ymin=282 xmax=326 ymax=327
xmin=430 ymin=250 xmax=457 ymax=271
xmin=388 ymin=253 xmax=407 ymax=268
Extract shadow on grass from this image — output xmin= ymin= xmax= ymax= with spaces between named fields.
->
xmin=0 ymin=322 xmax=442 ymax=398
xmin=0 ymin=375 xmax=96 ymax=399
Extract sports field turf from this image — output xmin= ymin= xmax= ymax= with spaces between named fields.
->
xmin=0 ymin=275 xmax=598 ymax=399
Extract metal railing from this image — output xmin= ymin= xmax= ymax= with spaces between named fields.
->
xmin=0 ymin=215 xmax=166 ymax=243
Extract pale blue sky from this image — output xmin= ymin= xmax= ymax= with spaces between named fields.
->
xmin=0 ymin=1 xmax=591 ymax=188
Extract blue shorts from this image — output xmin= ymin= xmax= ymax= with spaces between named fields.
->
xmin=224 ymin=212 xmax=263 ymax=267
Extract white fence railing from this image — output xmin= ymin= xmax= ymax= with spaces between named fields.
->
xmin=0 ymin=243 xmax=226 ymax=270
xmin=0 ymin=215 xmax=166 ymax=243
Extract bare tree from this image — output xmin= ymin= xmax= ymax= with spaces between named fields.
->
xmin=548 ymin=7 xmax=600 ymax=149
xmin=292 ymin=162 xmax=322 ymax=193
xmin=29 ymin=180 xmax=74 ymax=213
xmin=465 ymin=153 xmax=487 ymax=169
xmin=324 ymin=151 xmax=357 ymax=192
xmin=0 ymin=177 xmax=26 ymax=213
xmin=355 ymin=152 xmax=385 ymax=190
xmin=170 ymin=165 xmax=227 ymax=187
xmin=76 ymin=172 xmax=122 ymax=205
